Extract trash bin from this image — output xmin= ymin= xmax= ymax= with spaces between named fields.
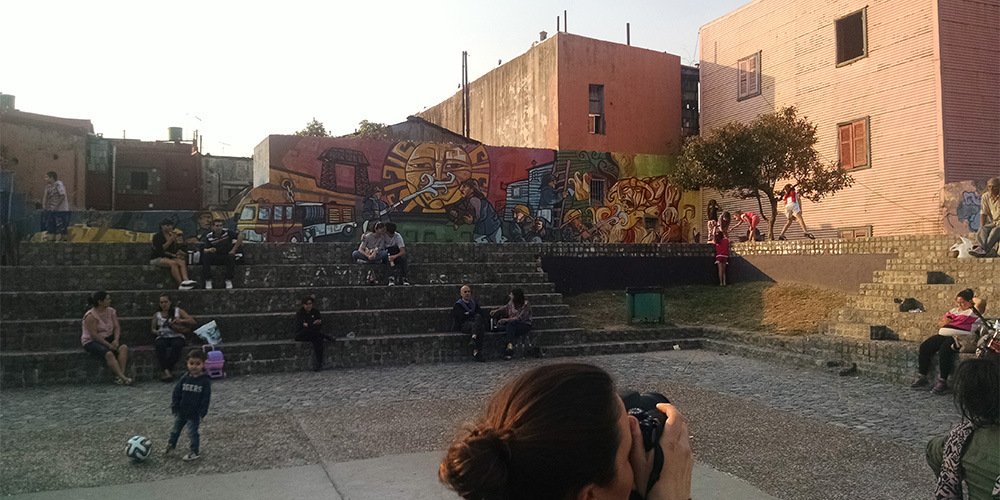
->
xmin=625 ymin=286 xmax=665 ymax=324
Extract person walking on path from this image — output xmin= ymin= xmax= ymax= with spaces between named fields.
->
xmin=81 ymin=290 xmax=132 ymax=386
xmin=151 ymin=294 xmax=196 ymax=382
xmin=777 ymin=184 xmax=815 ymax=240
xmin=165 ymin=350 xmax=212 ymax=462
xmin=41 ymin=171 xmax=70 ymax=242
xmin=971 ymin=177 xmax=1000 ymax=257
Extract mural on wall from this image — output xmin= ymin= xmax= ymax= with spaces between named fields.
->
xmin=942 ymin=179 xmax=986 ymax=235
xmin=236 ymin=137 xmax=701 ymax=244
xmin=25 ymin=210 xmax=235 ymax=243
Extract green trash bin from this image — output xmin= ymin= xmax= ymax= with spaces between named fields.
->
xmin=625 ymin=286 xmax=665 ymax=324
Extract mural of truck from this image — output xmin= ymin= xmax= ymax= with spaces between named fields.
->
xmin=238 ymin=200 xmax=357 ymax=243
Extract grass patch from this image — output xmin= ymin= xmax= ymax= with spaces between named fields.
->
xmin=564 ymin=282 xmax=850 ymax=335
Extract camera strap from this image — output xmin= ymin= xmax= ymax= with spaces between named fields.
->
xmin=646 ymin=442 xmax=664 ymax=496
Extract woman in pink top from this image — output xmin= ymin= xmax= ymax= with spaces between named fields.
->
xmin=912 ymin=289 xmax=987 ymax=395
xmin=731 ymin=210 xmax=762 ymax=241
xmin=777 ymin=184 xmax=815 ymax=240
xmin=714 ymin=231 xmax=730 ymax=286
xmin=82 ymin=290 xmax=132 ymax=385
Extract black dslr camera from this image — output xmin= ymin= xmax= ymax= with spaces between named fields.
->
xmin=620 ymin=391 xmax=670 ymax=494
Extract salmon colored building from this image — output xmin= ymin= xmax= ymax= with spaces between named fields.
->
xmin=418 ymin=32 xmax=685 ymax=156
xmin=699 ymin=0 xmax=1000 ymax=239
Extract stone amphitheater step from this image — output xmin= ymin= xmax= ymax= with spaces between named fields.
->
xmin=0 ymin=284 xmax=561 ymax=321
xmin=852 ymin=284 xmax=999 ymax=312
xmin=7 ymin=326 xmax=715 ymax=387
xmin=541 ymin=339 xmax=701 ymax=358
xmin=0 ymin=307 xmax=575 ymax=351
xmin=872 ymin=269 xmax=1000 ymax=285
xmin=15 ymin=242 xmax=543 ymax=266
xmin=0 ymin=263 xmax=545 ymax=291
xmin=884 ymin=257 xmax=1000 ymax=271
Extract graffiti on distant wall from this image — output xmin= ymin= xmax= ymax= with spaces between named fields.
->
xmin=942 ymin=179 xmax=987 ymax=235
xmin=237 ymin=137 xmax=700 ymax=244
xmin=25 ymin=210 xmax=235 ymax=243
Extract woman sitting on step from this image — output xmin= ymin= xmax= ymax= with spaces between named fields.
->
xmin=912 ymin=289 xmax=988 ymax=395
xmin=151 ymin=294 xmax=196 ymax=382
xmin=81 ymin=290 xmax=132 ymax=386
xmin=491 ymin=288 xmax=532 ymax=361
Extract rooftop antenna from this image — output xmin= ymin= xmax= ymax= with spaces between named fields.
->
xmin=627 ymin=23 xmax=630 ymax=45
xmin=564 ymin=10 xmax=568 ymax=32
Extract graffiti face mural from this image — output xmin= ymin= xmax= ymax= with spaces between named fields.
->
xmin=381 ymin=142 xmax=490 ymax=212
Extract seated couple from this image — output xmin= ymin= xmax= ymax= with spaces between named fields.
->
xmin=352 ymin=222 xmax=410 ymax=286
xmin=452 ymin=286 xmax=532 ymax=361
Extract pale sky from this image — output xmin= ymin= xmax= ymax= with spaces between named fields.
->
xmin=2 ymin=0 xmax=749 ymax=157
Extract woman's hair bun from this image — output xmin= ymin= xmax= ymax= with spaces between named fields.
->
xmin=439 ymin=426 xmax=515 ymax=499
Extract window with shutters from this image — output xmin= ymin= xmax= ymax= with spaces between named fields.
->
xmin=737 ymin=52 xmax=761 ymax=100
xmin=835 ymin=8 xmax=867 ymax=66
xmin=837 ymin=117 xmax=870 ymax=170
xmin=588 ymin=84 xmax=605 ymax=135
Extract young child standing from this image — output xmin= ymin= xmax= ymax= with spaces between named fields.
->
xmin=714 ymin=231 xmax=730 ymax=286
xmin=165 ymin=351 xmax=212 ymax=461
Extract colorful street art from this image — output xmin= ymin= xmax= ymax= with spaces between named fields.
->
xmin=238 ymin=136 xmax=701 ymax=244
xmin=24 ymin=210 xmax=235 ymax=243
xmin=942 ymin=179 xmax=987 ymax=235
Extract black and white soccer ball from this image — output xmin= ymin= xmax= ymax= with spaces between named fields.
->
xmin=125 ymin=435 xmax=152 ymax=462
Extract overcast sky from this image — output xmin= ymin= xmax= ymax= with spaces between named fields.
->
xmin=2 ymin=0 xmax=749 ymax=157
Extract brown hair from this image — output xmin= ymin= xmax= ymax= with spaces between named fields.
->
xmin=439 ymin=363 xmax=620 ymax=500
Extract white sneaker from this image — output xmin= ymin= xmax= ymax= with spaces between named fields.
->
xmin=225 ymin=280 xmax=233 ymax=289
xmin=205 ymin=281 xmax=213 ymax=290
xmin=181 ymin=280 xmax=196 ymax=286
xmin=178 ymin=285 xmax=193 ymax=290
xmin=387 ymin=277 xmax=396 ymax=286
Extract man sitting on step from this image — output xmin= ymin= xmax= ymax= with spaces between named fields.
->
xmin=971 ymin=177 xmax=999 ymax=258
xmin=452 ymin=285 xmax=486 ymax=361
xmin=201 ymin=219 xmax=243 ymax=290
xmin=380 ymin=222 xmax=410 ymax=286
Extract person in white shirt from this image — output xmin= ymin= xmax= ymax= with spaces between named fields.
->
xmin=972 ymin=177 xmax=999 ymax=257
xmin=382 ymin=222 xmax=410 ymax=286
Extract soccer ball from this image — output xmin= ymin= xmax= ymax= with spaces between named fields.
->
xmin=125 ymin=436 xmax=152 ymax=462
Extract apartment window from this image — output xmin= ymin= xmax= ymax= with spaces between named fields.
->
xmin=130 ymin=171 xmax=149 ymax=191
xmin=589 ymin=84 xmax=605 ymax=134
xmin=836 ymin=8 xmax=867 ymax=65
xmin=839 ymin=226 xmax=872 ymax=239
xmin=838 ymin=117 xmax=870 ymax=170
xmin=737 ymin=52 xmax=761 ymax=100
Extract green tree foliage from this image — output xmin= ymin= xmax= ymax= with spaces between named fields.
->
xmin=353 ymin=120 xmax=391 ymax=139
xmin=295 ymin=118 xmax=329 ymax=137
xmin=674 ymin=106 xmax=853 ymax=239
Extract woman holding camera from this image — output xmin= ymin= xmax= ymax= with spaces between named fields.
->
xmin=440 ymin=363 xmax=693 ymax=500
xmin=152 ymin=294 xmax=196 ymax=381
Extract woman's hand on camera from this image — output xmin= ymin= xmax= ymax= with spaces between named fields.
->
xmin=646 ymin=403 xmax=693 ymax=500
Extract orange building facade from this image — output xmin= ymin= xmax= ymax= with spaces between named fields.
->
xmin=417 ymin=33 xmax=684 ymax=157
xmin=699 ymin=0 xmax=1000 ymax=239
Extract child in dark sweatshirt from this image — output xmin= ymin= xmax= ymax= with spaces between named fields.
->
xmin=165 ymin=350 xmax=212 ymax=461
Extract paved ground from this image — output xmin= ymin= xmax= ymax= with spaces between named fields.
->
xmin=1 ymin=349 xmax=958 ymax=499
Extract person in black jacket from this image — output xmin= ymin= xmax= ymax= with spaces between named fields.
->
xmin=295 ymin=296 xmax=333 ymax=371
xmin=453 ymin=285 xmax=485 ymax=361
xmin=165 ymin=351 xmax=212 ymax=462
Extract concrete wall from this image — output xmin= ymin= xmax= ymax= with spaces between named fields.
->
xmin=938 ymin=0 xmax=1000 ymax=183
xmin=556 ymin=33 xmax=682 ymax=155
xmin=110 ymin=140 xmax=202 ymax=210
xmin=0 ymin=121 xmax=88 ymax=209
xmin=202 ymin=155 xmax=252 ymax=209
xmin=699 ymin=0 xmax=948 ymax=238
xmin=418 ymin=36 xmax=560 ymax=149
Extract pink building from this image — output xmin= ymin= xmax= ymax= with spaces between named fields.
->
xmin=418 ymin=32 xmax=684 ymax=156
xmin=699 ymin=0 xmax=1000 ymax=238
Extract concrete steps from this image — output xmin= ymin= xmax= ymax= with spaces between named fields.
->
xmin=0 ymin=263 xmax=545 ymax=291
xmin=0 ymin=285 xmax=561 ymax=320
